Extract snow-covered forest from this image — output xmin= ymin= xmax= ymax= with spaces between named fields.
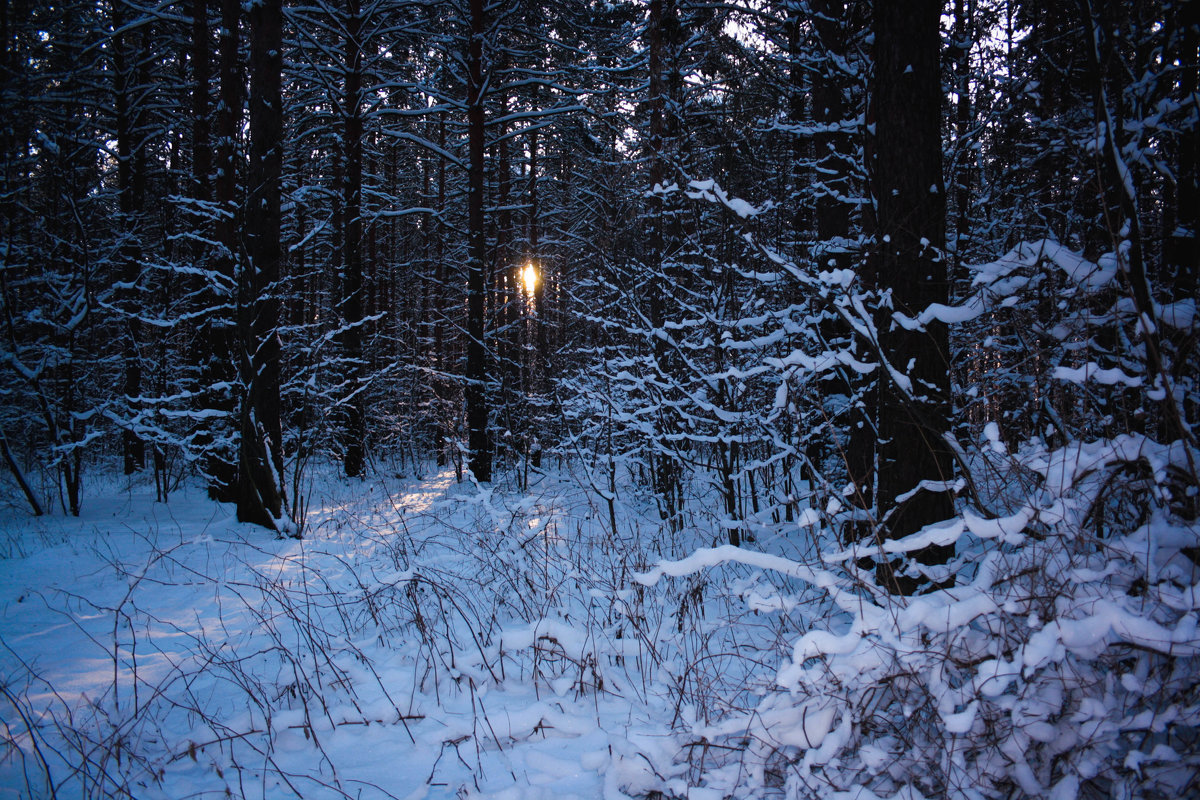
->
xmin=1 ymin=0 xmax=1197 ymax=797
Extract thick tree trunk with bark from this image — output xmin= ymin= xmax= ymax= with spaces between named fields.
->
xmin=645 ymin=0 xmax=685 ymax=534
xmin=783 ymin=0 xmax=805 ymax=243
xmin=812 ymin=0 xmax=847 ymax=253
xmin=342 ymin=0 xmax=365 ymax=478
xmin=238 ymin=0 xmax=286 ymax=531
xmin=112 ymin=2 xmax=146 ymax=475
xmin=1173 ymin=3 xmax=1199 ymax=301
xmin=465 ymin=0 xmax=491 ymax=482
xmin=873 ymin=0 xmax=954 ymax=592
xmin=190 ymin=0 xmax=211 ymax=206
xmin=205 ymin=0 xmax=241 ymax=502
xmin=433 ymin=113 xmax=452 ymax=470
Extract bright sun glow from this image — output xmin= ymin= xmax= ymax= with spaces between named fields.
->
xmin=522 ymin=263 xmax=538 ymax=294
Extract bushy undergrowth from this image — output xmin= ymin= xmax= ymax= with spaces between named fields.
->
xmin=636 ymin=434 xmax=1200 ymax=800
xmin=0 ymin=466 xmax=795 ymax=799
xmin=1 ymin=436 xmax=1197 ymax=799
xmin=621 ymin=237 xmax=1200 ymax=799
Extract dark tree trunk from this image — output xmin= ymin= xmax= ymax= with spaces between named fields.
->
xmin=290 ymin=152 xmax=308 ymax=328
xmin=810 ymin=0 xmax=864 ymax=515
xmin=784 ymin=0 xmax=804 ymax=242
xmin=238 ymin=0 xmax=286 ymax=531
xmin=645 ymin=0 xmax=684 ymax=533
xmin=805 ymin=0 xmax=876 ymax=538
xmin=528 ymin=85 xmax=546 ymax=383
xmin=342 ymin=0 xmax=365 ymax=478
xmin=873 ymin=0 xmax=954 ymax=593
xmin=1171 ymin=1 xmax=1199 ymax=432
xmin=434 ymin=113 xmax=450 ymax=469
xmin=812 ymin=0 xmax=849 ymax=254
xmin=647 ymin=0 xmax=665 ymax=362
xmin=952 ymin=0 xmax=975 ymax=274
xmin=1 ymin=431 xmax=42 ymax=516
xmin=495 ymin=92 xmax=515 ymax=400
xmin=190 ymin=0 xmax=211 ymax=205
xmin=465 ymin=0 xmax=491 ymax=482
xmin=112 ymin=2 xmax=146 ymax=475
xmin=205 ymin=0 xmax=241 ymax=502
xmin=1170 ymin=1 xmax=1198 ymax=300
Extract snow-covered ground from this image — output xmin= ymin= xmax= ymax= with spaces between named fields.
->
xmin=4 ymin=445 xmax=1199 ymax=799
xmin=0 ymin=465 xmax=793 ymax=800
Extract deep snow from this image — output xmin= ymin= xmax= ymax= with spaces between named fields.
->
xmin=0 ymin=466 xmax=770 ymax=799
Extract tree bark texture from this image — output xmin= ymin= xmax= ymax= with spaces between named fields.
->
xmin=342 ymin=0 xmax=366 ymax=478
xmin=465 ymin=0 xmax=492 ymax=482
xmin=873 ymin=0 xmax=955 ymax=591
xmin=238 ymin=0 xmax=286 ymax=530
xmin=205 ymin=0 xmax=241 ymax=502
xmin=112 ymin=1 xmax=146 ymax=474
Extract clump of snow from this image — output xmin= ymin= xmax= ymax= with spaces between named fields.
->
xmin=686 ymin=179 xmax=763 ymax=219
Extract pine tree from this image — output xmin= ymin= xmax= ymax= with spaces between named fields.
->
xmin=237 ymin=0 xmax=287 ymax=531
xmin=871 ymin=0 xmax=954 ymax=592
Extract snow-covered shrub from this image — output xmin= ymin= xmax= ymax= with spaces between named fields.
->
xmin=632 ymin=238 xmax=1200 ymax=799
xmin=637 ymin=432 xmax=1199 ymax=799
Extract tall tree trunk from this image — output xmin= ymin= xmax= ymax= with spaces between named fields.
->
xmin=434 ymin=113 xmax=450 ymax=469
xmin=812 ymin=0 xmax=848 ymax=255
xmin=646 ymin=0 xmax=684 ymax=532
xmin=465 ymin=0 xmax=491 ymax=482
xmin=648 ymin=0 xmax=665 ymax=361
xmin=528 ymin=85 xmax=546 ymax=384
xmin=190 ymin=0 xmax=211 ymax=206
xmin=495 ymin=91 xmax=514 ymax=402
xmin=873 ymin=0 xmax=954 ymax=593
xmin=206 ymin=0 xmax=241 ymax=501
xmin=238 ymin=0 xmax=286 ymax=530
xmin=1171 ymin=1 xmax=1199 ymax=432
xmin=342 ymin=0 xmax=365 ymax=478
xmin=112 ymin=1 xmax=146 ymax=475
xmin=952 ymin=0 xmax=975 ymax=273
xmin=784 ymin=0 xmax=808 ymax=245
xmin=1169 ymin=1 xmax=1198 ymax=301
xmin=811 ymin=0 xmax=874 ymax=538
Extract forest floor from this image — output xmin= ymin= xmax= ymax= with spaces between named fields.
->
xmin=0 ymin=462 xmax=790 ymax=800
xmin=7 ymin=445 xmax=1195 ymax=799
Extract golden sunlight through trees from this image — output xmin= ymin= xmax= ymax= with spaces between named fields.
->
xmin=522 ymin=262 xmax=538 ymax=295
